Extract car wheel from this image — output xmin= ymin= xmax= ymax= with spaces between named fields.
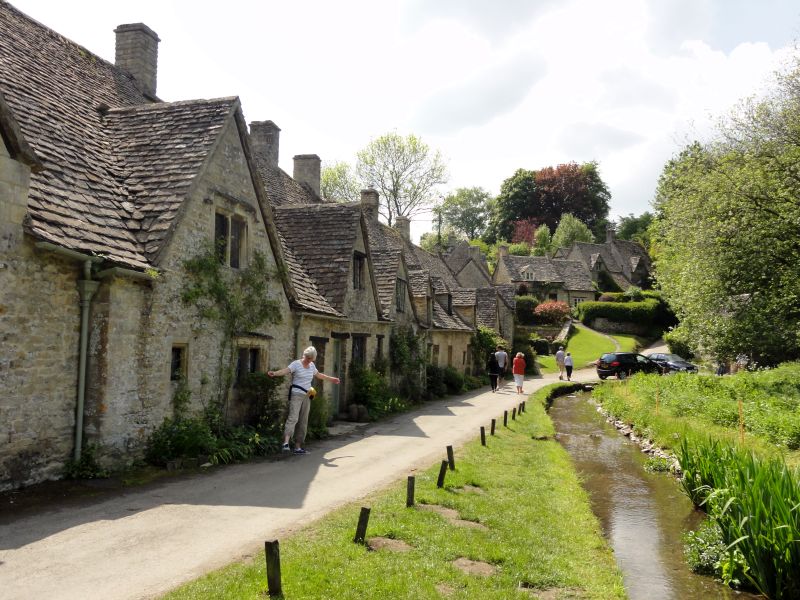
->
xmin=618 ymin=371 xmax=627 ymax=380
xmin=599 ymin=374 xmax=607 ymax=380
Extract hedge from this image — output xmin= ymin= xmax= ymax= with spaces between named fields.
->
xmin=574 ymin=297 xmax=661 ymax=325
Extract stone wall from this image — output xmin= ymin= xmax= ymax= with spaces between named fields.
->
xmin=429 ymin=330 xmax=472 ymax=374
xmin=590 ymin=317 xmax=650 ymax=336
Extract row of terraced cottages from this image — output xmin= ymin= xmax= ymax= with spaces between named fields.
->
xmin=0 ymin=2 xmax=514 ymax=490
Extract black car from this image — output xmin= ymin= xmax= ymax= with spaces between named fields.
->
xmin=646 ymin=352 xmax=698 ymax=374
xmin=596 ymin=352 xmax=663 ymax=379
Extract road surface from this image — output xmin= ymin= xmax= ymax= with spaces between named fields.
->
xmin=0 ymin=370 xmax=595 ymax=600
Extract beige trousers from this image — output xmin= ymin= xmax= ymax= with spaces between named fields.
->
xmin=284 ymin=391 xmax=311 ymax=444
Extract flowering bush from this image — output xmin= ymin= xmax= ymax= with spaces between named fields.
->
xmin=533 ymin=301 xmax=571 ymax=324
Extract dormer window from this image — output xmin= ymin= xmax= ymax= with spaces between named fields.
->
xmin=353 ymin=252 xmax=366 ymax=290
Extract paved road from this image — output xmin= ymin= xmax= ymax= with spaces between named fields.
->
xmin=0 ymin=370 xmax=596 ymax=600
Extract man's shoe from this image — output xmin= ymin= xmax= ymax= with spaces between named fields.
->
xmin=293 ymin=448 xmax=308 ymax=455
xmin=281 ymin=443 xmax=290 ymax=452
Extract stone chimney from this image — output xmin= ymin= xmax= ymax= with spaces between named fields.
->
xmin=360 ymin=189 xmax=379 ymax=221
xmin=114 ymin=23 xmax=160 ymax=98
xmin=395 ymin=215 xmax=411 ymax=241
xmin=498 ymin=244 xmax=509 ymax=258
xmin=606 ymin=223 xmax=616 ymax=243
xmin=293 ymin=154 xmax=321 ymax=197
xmin=249 ymin=121 xmax=280 ymax=167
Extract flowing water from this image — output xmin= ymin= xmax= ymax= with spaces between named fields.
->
xmin=549 ymin=392 xmax=760 ymax=600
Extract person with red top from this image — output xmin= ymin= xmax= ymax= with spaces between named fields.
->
xmin=512 ymin=352 xmax=526 ymax=394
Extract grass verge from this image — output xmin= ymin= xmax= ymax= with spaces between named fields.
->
xmin=163 ymin=385 xmax=626 ymax=600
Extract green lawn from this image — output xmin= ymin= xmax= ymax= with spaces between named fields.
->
xmin=163 ymin=386 xmax=626 ymax=600
xmin=537 ymin=325 xmax=616 ymax=374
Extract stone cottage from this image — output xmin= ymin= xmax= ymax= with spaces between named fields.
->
xmin=0 ymin=3 xmax=297 ymax=489
xmin=493 ymin=248 xmax=596 ymax=308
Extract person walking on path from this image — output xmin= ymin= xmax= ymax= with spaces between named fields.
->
xmin=564 ymin=352 xmax=574 ymax=381
xmin=487 ymin=352 xmax=501 ymax=392
xmin=555 ymin=346 xmax=566 ymax=380
xmin=495 ymin=345 xmax=509 ymax=389
xmin=268 ymin=346 xmax=340 ymax=454
xmin=512 ymin=352 xmax=526 ymax=394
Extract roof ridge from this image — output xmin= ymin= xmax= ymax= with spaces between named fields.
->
xmin=107 ymin=96 xmax=239 ymax=114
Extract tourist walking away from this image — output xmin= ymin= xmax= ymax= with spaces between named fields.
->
xmin=512 ymin=352 xmax=526 ymax=394
xmin=268 ymin=346 xmax=340 ymax=454
xmin=495 ymin=345 xmax=509 ymax=388
xmin=555 ymin=346 xmax=566 ymax=380
xmin=487 ymin=352 xmax=500 ymax=393
xmin=564 ymin=352 xmax=574 ymax=381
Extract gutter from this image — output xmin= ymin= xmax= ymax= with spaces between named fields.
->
xmin=35 ymin=242 xmax=103 ymax=461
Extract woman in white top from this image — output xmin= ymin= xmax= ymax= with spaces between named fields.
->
xmin=564 ymin=352 xmax=574 ymax=381
xmin=268 ymin=346 xmax=340 ymax=454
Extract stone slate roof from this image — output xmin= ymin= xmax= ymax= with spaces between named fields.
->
xmin=495 ymin=284 xmax=516 ymax=310
xmin=363 ymin=218 xmax=406 ymax=319
xmin=274 ymin=203 xmax=362 ymax=314
xmin=451 ymin=288 xmax=476 ymax=306
xmin=444 ymin=240 xmax=491 ymax=281
xmin=0 ymin=2 xmax=241 ymax=269
xmin=402 ymin=239 xmax=461 ymax=291
xmin=432 ymin=299 xmax=472 ymax=331
xmin=277 ymin=230 xmax=342 ymax=318
xmin=501 ymin=255 xmax=593 ymax=292
xmin=408 ymin=269 xmax=430 ymax=297
xmin=258 ymin=162 xmax=324 ymax=207
xmin=0 ymin=89 xmax=41 ymax=170
xmin=475 ymin=287 xmax=499 ymax=329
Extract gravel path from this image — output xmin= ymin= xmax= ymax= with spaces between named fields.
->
xmin=0 ymin=370 xmax=597 ymax=600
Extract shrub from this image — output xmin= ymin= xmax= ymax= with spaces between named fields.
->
xmin=349 ymin=364 xmax=392 ymax=419
xmin=471 ymin=326 xmax=508 ymax=373
xmin=442 ymin=366 xmax=465 ymax=394
xmin=598 ymin=292 xmax=625 ymax=302
xmin=426 ymin=364 xmax=447 ymax=397
xmin=533 ymin=301 xmax=571 ymax=324
xmin=238 ymin=372 xmax=284 ymax=435
xmin=529 ymin=334 xmax=550 ymax=356
xmin=515 ymin=295 xmax=539 ymax=325
xmin=623 ymin=285 xmax=644 ymax=302
xmin=145 ymin=416 xmax=218 ymax=466
xmin=307 ymin=392 xmax=330 ymax=439
xmin=508 ymin=241 xmax=531 ymax=256
xmin=664 ymin=326 xmax=696 ymax=359
xmin=63 ymin=444 xmax=109 ymax=480
xmin=574 ymin=298 xmax=660 ymax=326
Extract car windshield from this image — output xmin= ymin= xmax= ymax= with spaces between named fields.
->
xmin=600 ymin=353 xmax=616 ymax=361
xmin=664 ymin=354 xmax=685 ymax=362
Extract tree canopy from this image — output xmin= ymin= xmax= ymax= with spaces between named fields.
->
xmin=652 ymin=56 xmax=800 ymax=364
xmin=356 ymin=132 xmax=448 ymax=226
xmin=436 ymin=187 xmax=493 ymax=239
xmin=551 ymin=213 xmax=594 ymax=252
xmin=487 ymin=162 xmax=610 ymax=242
xmin=616 ymin=212 xmax=653 ymax=250
xmin=321 ymin=161 xmax=361 ymax=203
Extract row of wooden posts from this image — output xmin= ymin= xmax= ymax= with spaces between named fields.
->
xmin=263 ymin=399 xmax=527 ymax=597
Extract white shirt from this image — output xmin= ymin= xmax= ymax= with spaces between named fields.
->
xmin=555 ymin=350 xmax=565 ymax=364
xmin=564 ymin=355 xmax=573 ymax=367
xmin=289 ymin=359 xmax=317 ymax=391
xmin=495 ymin=351 xmax=508 ymax=369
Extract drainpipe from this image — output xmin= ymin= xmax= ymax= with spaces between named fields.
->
xmin=35 ymin=243 xmax=102 ymax=461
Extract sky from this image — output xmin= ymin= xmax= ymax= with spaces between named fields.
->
xmin=9 ymin=0 xmax=800 ymax=242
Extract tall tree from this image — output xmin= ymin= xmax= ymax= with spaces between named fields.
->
xmin=616 ymin=212 xmax=653 ymax=249
xmin=437 ymin=187 xmax=493 ymax=239
xmin=653 ymin=55 xmax=800 ymax=364
xmin=489 ymin=162 xmax=610 ymax=243
xmin=356 ymin=132 xmax=448 ymax=226
xmin=551 ymin=213 xmax=594 ymax=251
xmin=321 ymin=161 xmax=361 ymax=202
xmin=531 ymin=224 xmax=552 ymax=256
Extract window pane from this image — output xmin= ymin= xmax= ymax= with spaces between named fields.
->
xmin=215 ymin=213 xmax=228 ymax=263
xmin=249 ymin=348 xmax=260 ymax=373
xmin=230 ymin=217 xmax=245 ymax=269
xmin=171 ymin=347 xmax=184 ymax=381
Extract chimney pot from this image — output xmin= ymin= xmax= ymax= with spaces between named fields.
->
xmin=114 ymin=23 xmax=159 ymax=97
xmin=606 ymin=224 xmax=616 ymax=243
xmin=498 ymin=244 xmax=509 ymax=258
xmin=360 ymin=189 xmax=379 ymax=220
xmin=293 ymin=154 xmax=321 ymax=198
xmin=250 ymin=121 xmax=281 ymax=167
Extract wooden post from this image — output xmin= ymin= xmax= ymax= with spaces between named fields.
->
xmin=655 ymin=389 xmax=660 ymax=416
xmin=480 ymin=426 xmax=486 ymax=446
xmin=354 ymin=506 xmax=371 ymax=544
xmin=446 ymin=445 xmax=455 ymax=471
xmin=490 ymin=418 xmax=496 ymax=435
xmin=522 ymin=400 xmax=526 ymax=412
xmin=512 ymin=407 xmax=516 ymax=420
xmin=437 ymin=460 xmax=448 ymax=488
xmin=265 ymin=540 xmax=282 ymax=597
xmin=406 ymin=475 xmax=415 ymax=507
xmin=519 ymin=402 xmax=523 ymax=415
xmin=503 ymin=410 xmax=508 ymax=427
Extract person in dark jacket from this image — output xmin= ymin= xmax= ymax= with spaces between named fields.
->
xmin=487 ymin=353 xmax=501 ymax=393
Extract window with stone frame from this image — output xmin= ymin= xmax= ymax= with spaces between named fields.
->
xmin=351 ymin=335 xmax=366 ymax=367
xmin=170 ymin=345 xmax=187 ymax=381
xmin=214 ymin=211 xmax=247 ymax=268
xmin=235 ymin=345 xmax=264 ymax=384
xmin=352 ymin=252 xmax=366 ymax=290
xmin=431 ymin=344 xmax=440 ymax=365
xmin=572 ymin=297 xmax=586 ymax=308
xmin=376 ymin=335 xmax=384 ymax=360
xmin=395 ymin=278 xmax=407 ymax=312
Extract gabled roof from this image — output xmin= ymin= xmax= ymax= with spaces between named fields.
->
xmin=444 ymin=240 xmax=491 ymax=282
xmin=277 ymin=230 xmax=342 ymax=317
xmin=432 ymin=299 xmax=472 ymax=331
xmin=362 ymin=217 xmax=407 ymax=319
xmin=258 ymin=162 xmax=325 ymax=207
xmin=451 ymin=288 xmax=476 ymax=306
xmin=501 ymin=255 xmax=593 ymax=292
xmin=274 ymin=202 xmax=364 ymax=314
xmin=0 ymin=2 xmax=248 ymax=270
xmin=475 ymin=287 xmax=499 ymax=329
xmin=408 ymin=269 xmax=431 ymax=297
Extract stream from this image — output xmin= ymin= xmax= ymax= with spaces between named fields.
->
xmin=549 ymin=392 xmax=760 ymax=600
